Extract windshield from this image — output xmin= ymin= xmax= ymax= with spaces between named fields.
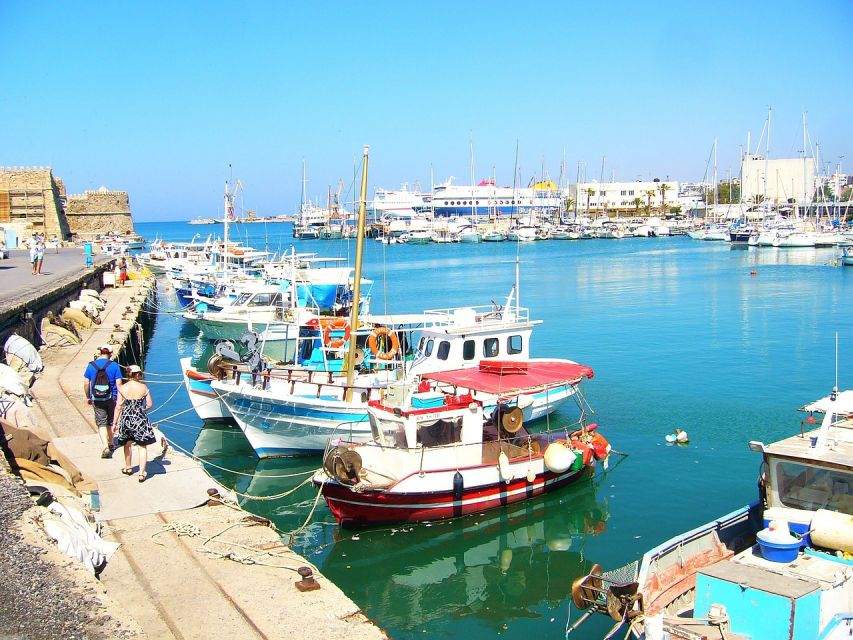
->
xmin=773 ymin=459 xmax=852 ymax=514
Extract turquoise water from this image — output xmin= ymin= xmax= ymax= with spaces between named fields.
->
xmin=136 ymin=221 xmax=852 ymax=639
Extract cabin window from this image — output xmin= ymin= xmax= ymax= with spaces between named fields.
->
xmin=507 ymin=335 xmax=522 ymax=354
xmin=774 ymin=460 xmax=852 ymax=514
xmin=425 ymin=338 xmax=435 ymax=357
xmin=248 ymin=293 xmax=274 ymax=307
xmin=462 ymin=340 xmax=476 ymax=360
xmin=417 ymin=417 xmax=463 ymax=447
xmin=436 ymin=341 xmax=450 ymax=360
xmin=483 ymin=338 xmax=499 ymax=358
xmin=369 ymin=414 xmax=407 ymax=447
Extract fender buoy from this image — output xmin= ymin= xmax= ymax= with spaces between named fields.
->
xmin=323 ymin=318 xmax=351 ymax=348
xmin=368 ymin=327 xmax=400 ymax=361
xmin=590 ymin=433 xmax=611 ymax=460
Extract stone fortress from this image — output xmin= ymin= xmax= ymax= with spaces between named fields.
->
xmin=0 ymin=166 xmax=135 ymax=247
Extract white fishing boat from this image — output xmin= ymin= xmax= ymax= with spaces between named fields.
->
xmin=314 ymin=360 xmax=606 ymax=527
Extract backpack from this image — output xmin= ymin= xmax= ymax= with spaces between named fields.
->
xmin=91 ymin=360 xmax=112 ymax=401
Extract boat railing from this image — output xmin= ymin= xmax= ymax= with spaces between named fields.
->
xmin=421 ymin=304 xmax=530 ymax=326
xmin=224 ymin=364 xmax=386 ymax=401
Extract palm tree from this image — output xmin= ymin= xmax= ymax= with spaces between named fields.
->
xmin=658 ymin=183 xmax=671 ymax=215
xmin=631 ymin=197 xmax=643 ymax=217
xmin=645 ymin=190 xmax=655 ymax=216
xmin=564 ymin=197 xmax=575 ymax=221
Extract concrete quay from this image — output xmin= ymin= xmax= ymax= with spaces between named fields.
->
xmin=4 ymin=265 xmax=386 ymax=639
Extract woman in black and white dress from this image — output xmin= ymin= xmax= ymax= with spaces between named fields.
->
xmin=113 ymin=365 xmax=156 ymax=481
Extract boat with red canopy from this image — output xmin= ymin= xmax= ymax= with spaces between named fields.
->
xmin=313 ymin=359 xmax=609 ymax=527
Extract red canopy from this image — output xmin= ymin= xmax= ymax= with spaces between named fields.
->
xmin=423 ymin=360 xmax=593 ymax=395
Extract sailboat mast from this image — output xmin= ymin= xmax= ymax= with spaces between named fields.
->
xmin=223 ymin=179 xmax=230 ymax=285
xmin=344 ymin=146 xmax=370 ymax=401
xmin=764 ymin=108 xmax=771 ymax=211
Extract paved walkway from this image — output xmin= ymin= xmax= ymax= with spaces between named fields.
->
xmin=29 ymin=275 xmax=386 ymax=640
xmin=0 ymin=248 xmax=112 ymax=312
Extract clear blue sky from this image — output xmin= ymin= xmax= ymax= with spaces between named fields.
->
xmin=2 ymin=1 xmax=850 ymax=221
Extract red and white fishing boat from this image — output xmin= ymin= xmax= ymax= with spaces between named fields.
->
xmin=314 ymin=360 xmax=611 ymax=527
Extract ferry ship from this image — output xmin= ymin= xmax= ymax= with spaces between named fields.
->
xmin=413 ymin=178 xmax=563 ymax=219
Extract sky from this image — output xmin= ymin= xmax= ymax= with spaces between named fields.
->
xmin=1 ymin=1 xmax=851 ymax=221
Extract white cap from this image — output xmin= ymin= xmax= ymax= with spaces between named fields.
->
xmin=127 ymin=365 xmax=142 ymax=374
xmin=99 ymin=345 xmax=113 ymax=354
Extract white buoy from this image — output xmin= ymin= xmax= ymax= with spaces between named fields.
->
xmin=498 ymin=451 xmax=512 ymax=483
xmin=544 ymin=441 xmax=575 ymax=473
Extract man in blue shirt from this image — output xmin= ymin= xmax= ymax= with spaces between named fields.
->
xmin=82 ymin=345 xmax=123 ymax=458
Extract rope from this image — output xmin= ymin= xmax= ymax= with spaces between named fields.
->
xmin=199 ymin=520 xmax=315 ymax=573
xmin=151 ymin=521 xmax=201 ymax=546
xmin=287 ymin=477 xmax=326 ymax=546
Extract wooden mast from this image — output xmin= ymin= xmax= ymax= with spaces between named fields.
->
xmin=343 ymin=145 xmax=369 ymax=401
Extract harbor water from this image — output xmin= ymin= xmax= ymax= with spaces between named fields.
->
xmin=136 ymin=221 xmax=852 ymax=639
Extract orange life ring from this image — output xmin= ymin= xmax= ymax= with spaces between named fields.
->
xmin=323 ymin=317 xmax=351 ymax=348
xmin=368 ymin=327 xmax=400 ymax=360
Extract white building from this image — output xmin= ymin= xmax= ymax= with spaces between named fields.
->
xmin=740 ymin=155 xmax=815 ymax=205
xmin=567 ymin=180 xmax=679 ymax=216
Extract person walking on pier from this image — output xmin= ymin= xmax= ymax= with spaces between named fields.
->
xmin=27 ymin=234 xmax=38 ymax=275
xmin=82 ymin=345 xmax=123 ymax=458
xmin=118 ymin=257 xmax=128 ymax=287
xmin=50 ymin=234 xmax=59 ymax=254
xmin=35 ymin=237 xmax=45 ymax=275
xmin=112 ymin=365 xmax=156 ymax=482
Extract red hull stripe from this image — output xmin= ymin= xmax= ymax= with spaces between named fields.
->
xmin=322 ymin=469 xmax=585 ymax=525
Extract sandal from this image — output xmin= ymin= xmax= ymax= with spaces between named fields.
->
xmin=121 ymin=468 xmax=133 ymax=476
xmin=101 ymin=447 xmax=112 ymax=459
xmin=138 ymin=472 xmax=147 ymax=483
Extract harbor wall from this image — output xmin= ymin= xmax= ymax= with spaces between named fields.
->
xmin=0 ymin=260 xmax=116 ymax=348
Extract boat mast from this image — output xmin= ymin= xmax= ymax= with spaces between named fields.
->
xmin=764 ymin=108 xmax=771 ymax=213
xmin=344 ymin=145 xmax=370 ymax=401
xmin=223 ymin=178 xmax=230 ymax=285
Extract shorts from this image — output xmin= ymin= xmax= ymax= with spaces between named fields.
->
xmin=93 ymin=398 xmax=116 ymax=430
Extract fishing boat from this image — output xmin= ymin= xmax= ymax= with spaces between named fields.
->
xmin=843 ymin=246 xmax=853 ymax=267
xmin=314 ymin=359 xmax=607 ymax=527
xmin=567 ymin=384 xmax=853 ymax=640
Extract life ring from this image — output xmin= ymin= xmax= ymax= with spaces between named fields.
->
xmin=323 ymin=318 xmax=351 ymax=348
xmin=368 ymin=327 xmax=400 ymax=361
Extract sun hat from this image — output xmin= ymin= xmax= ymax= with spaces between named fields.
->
xmin=99 ymin=345 xmax=113 ymax=354
xmin=127 ymin=365 xmax=142 ymax=375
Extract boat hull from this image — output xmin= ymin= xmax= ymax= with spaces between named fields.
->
xmin=215 ymin=379 xmax=578 ymax=456
xmin=180 ymin=358 xmax=232 ymax=421
xmin=320 ymin=465 xmax=588 ymax=527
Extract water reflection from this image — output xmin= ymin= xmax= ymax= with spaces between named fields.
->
xmin=320 ymin=475 xmax=609 ymax=633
